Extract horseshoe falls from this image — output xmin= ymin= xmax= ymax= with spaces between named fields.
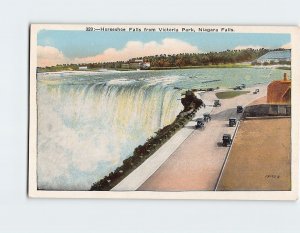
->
xmin=37 ymin=72 xmax=183 ymax=190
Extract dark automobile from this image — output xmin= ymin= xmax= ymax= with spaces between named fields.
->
xmin=222 ymin=134 xmax=232 ymax=147
xmin=234 ymin=85 xmax=242 ymax=90
xmin=214 ymin=100 xmax=221 ymax=107
xmin=195 ymin=118 xmax=205 ymax=129
xmin=240 ymin=84 xmax=246 ymax=89
xmin=253 ymin=88 xmax=260 ymax=94
xmin=229 ymin=118 xmax=237 ymax=127
xmin=203 ymin=113 xmax=211 ymax=122
xmin=237 ymin=105 xmax=243 ymax=113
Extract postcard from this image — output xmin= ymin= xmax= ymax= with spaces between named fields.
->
xmin=29 ymin=24 xmax=299 ymax=200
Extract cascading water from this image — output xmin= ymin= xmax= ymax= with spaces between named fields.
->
xmin=37 ymin=75 xmax=183 ymax=190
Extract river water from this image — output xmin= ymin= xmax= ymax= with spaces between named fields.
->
xmin=36 ymin=67 xmax=289 ymax=190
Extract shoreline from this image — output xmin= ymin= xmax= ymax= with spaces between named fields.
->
xmin=36 ymin=64 xmax=291 ymax=74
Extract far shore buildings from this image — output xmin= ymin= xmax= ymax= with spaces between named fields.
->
xmin=121 ymin=60 xmax=151 ymax=70
xmin=78 ymin=66 xmax=88 ymax=70
xmin=267 ymin=73 xmax=291 ymax=104
xmin=256 ymin=50 xmax=291 ymax=64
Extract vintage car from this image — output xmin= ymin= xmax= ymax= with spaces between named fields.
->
xmin=222 ymin=134 xmax=232 ymax=147
xmin=195 ymin=118 xmax=205 ymax=129
xmin=234 ymin=85 xmax=242 ymax=90
xmin=229 ymin=118 xmax=237 ymax=127
xmin=237 ymin=105 xmax=243 ymax=113
xmin=214 ymin=99 xmax=221 ymax=107
xmin=203 ymin=113 xmax=212 ymax=122
xmin=253 ymin=88 xmax=260 ymax=94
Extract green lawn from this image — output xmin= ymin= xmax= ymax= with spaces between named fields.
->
xmin=216 ymin=91 xmax=250 ymax=99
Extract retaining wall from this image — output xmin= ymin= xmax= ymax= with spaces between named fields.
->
xmin=243 ymin=104 xmax=291 ymax=117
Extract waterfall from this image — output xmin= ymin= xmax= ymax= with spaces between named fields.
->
xmin=37 ymin=77 xmax=183 ymax=190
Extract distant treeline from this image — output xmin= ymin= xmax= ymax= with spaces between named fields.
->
xmin=37 ymin=48 xmax=286 ymax=72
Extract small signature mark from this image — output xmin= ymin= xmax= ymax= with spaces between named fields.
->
xmin=265 ymin=175 xmax=280 ymax=179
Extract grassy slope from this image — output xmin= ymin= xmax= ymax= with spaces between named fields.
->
xmin=216 ymin=91 xmax=250 ymax=99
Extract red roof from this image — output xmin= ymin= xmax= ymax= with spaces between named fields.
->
xmin=267 ymin=79 xmax=291 ymax=104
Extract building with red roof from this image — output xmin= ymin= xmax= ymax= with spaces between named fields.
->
xmin=267 ymin=73 xmax=291 ymax=104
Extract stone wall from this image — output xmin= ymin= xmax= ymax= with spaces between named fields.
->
xmin=243 ymin=104 xmax=291 ymax=117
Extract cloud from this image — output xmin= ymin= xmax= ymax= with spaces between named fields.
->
xmin=74 ymin=38 xmax=200 ymax=64
xmin=281 ymin=42 xmax=291 ymax=49
xmin=37 ymin=38 xmax=200 ymax=67
xmin=233 ymin=45 xmax=266 ymax=50
xmin=37 ymin=45 xmax=69 ymax=67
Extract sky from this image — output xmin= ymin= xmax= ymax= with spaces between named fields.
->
xmin=37 ymin=30 xmax=291 ymax=67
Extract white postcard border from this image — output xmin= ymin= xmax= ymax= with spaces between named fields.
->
xmin=29 ymin=24 xmax=299 ymax=200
